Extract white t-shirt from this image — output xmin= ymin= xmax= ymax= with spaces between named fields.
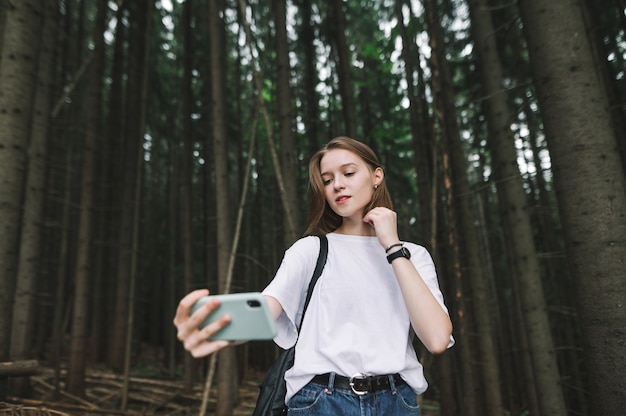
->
xmin=262 ymin=232 xmax=452 ymax=404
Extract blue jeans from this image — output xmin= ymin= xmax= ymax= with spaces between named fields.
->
xmin=287 ymin=373 xmax=421 ymax=415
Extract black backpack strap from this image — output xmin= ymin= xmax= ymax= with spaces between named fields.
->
xmin=298 ymin=234 xmax=328 ymax=330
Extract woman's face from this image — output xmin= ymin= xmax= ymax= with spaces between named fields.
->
xmin=319 ymin=148 xmax=382 ymax=222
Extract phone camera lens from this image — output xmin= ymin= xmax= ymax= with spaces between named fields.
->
xmin=247 ymin=300 xmax=261 ymax=307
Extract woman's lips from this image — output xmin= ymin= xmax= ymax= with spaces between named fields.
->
xmin=336 ymin=195 xmax=351 ymax=204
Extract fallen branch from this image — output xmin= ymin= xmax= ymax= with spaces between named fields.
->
xmin=0 ymin=360 xmax=39 ymax=377
xmin=5 ymin=398 xmax=136 ymax=415
xmin=31 ymin=376 xmax=99 ymax=409
xmin=0 ymin=401 xmax=70 ymax=416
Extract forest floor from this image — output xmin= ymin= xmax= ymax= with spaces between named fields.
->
xmin=2 ymin=364 xmax=264 ymax=415
xmin=2 ymin=365 xmax=441 ymax=416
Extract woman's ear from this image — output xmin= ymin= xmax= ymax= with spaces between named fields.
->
xmin=373 ymin=167 xmax=384 ymax=187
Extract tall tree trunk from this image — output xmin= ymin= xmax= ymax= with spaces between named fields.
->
xmin=329 ymin=0 xmax=357 ymax=138
xmin=120 ymin=0 xmax=152 ymax=408
xmin=273 ymin=0 xmax=300 ymax=243
xmin=525 ymin=106 xmax=588 ymax=413
xmin=0 ymin=2 xmax=44 ymax=377
xmin=48 ymin=0 xmax=80 ymax=393
xmin=109 ymin=0 xmax=149 ymax=371
xmin=66 ymin=0 xmax=106 ymax=396
xmin=467 ymin=0 xmax=568 ymax=414
xmin=181 ymin=0 xmax=194 ymax=306
xmin=507 ymin=255 xmax=541 ymax=415
xmin=424 ymin=0 xmax=505 ymax=413
xmin=209 ymin=1 xmax=235 ymax=414
xmin=49 ymin=142 xmax=74 ymax=392
xmin=121 ymin=139 xmax=145 ymax=410
xmin=181 ymin=0 xmax=197 ymax=393
xmin=518 ymin=0 xmax=626 ymax=413
xmin=425 ymin=4 xmax=477 ymax=416
xmin=583 ymin=0 xmax=626 ymax=171
xmin=439 ymin=142 xmax=479 ymax=416
xmin=90 ymin=0 xmax=127 ymax=364
xmin=166 ymin=143 xmax=179 ymax=377
xmin=298 ymin=0 xmax=321 ymax=155
xmin=395 ymin=0 xmax=434 ymax=242
xmin=235 ymin=0 xmax=297 ymax=251
xmin=10 ymin=0 xmax=55 ymax=375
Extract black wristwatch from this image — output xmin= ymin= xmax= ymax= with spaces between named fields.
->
xmin=387 ymin=246 xmax=411 ymax=264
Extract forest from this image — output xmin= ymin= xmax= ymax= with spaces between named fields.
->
xmin=0 ymin=0 xmax=625 ymax=415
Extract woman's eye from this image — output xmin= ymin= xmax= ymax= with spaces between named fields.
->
xmin=323 ymin=178 xmax=332 ymax=185
xmin=345 ymin=172 xmax=354 ymax=177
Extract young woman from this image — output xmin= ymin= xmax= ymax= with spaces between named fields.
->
xmin=174 ymin=136 xmax=453 ymax=415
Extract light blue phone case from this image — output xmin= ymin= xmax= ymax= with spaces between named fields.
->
xmin=190 ymin=292 xmax=277 ymax=341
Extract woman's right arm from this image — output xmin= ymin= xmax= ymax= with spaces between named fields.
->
xmin=265 ymin=295 xmax=284 ymax=320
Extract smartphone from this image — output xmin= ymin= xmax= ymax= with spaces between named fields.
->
xmin=190 ymin=292 xmax=277 ymax=341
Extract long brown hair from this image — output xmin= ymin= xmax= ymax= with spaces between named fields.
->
xmin=304 ymin=136 xmax=393 ymax=235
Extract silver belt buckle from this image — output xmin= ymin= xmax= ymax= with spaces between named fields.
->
xmin=349 ymin=373 xmax=369 ymax=395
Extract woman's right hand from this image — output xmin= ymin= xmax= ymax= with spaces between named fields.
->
xmin=173 ymin=288 xmax=233 ymax=358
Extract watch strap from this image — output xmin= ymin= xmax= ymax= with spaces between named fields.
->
xmin=387 ymin=246 xmax=411 ymax=264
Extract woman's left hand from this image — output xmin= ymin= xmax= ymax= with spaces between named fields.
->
xmin=363 ymin=207 xmax=400 ymax=249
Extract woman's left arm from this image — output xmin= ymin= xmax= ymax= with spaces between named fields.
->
xmin=364 ymin=207 xmax=453 ymax=354
xmin=389 ymin=254 xmax=453 ymax=354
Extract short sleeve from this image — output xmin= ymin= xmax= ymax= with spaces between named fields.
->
xmin=262 ymin=236 xmax=320 ymax=349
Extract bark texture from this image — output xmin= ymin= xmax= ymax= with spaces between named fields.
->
xmin=518 ymin=0 xmax=626 ymax=413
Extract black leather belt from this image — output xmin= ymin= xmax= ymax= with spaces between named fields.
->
xmin=311 ymin=373 xmax=405 ymax=395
